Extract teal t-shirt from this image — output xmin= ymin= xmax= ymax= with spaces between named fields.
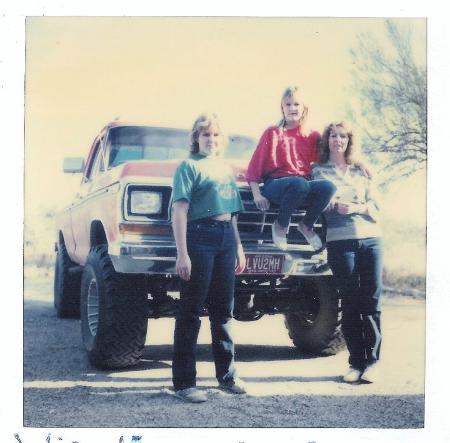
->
xmin=172 ymin=153 xmax=244 ymax=221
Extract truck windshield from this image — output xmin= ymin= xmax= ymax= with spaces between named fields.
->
xmin=108 ymin=126 xmax=255 ymax=167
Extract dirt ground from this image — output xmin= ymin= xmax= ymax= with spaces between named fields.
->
xmin=23 ymin=272 xmax=425 ymax=429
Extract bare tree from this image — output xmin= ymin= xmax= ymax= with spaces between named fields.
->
xmin=349 ymin=20 xmax=426 ymax=185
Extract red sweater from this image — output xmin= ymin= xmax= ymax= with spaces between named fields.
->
xmin=246 ymin=126 xmax=320 ymax=183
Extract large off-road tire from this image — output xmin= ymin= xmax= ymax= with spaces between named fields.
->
xmin=284 ymin=277 xmax=345 ymax=355
xmin=80 ymin=245 xmax=148 ymax=369
xmin=54 ymin=241 xmax=81 ymax=318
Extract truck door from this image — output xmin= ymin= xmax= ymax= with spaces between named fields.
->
xmin=70 ymin=136 xmax=105 ymax=264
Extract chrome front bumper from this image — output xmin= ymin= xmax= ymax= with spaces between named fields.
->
xmin=109 ymin=236 xmax=331 ymax=276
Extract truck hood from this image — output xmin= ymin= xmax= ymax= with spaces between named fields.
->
xmin=117 ymin=158 xmax=249 ymax=183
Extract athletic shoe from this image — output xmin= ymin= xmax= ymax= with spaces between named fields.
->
xmin=174 ymin=387 xmax=208 ymax=403
xmin=219 ymin=378 xmax=247 ymax=394
xmin=272 ymin=222 xmax=288 ymax=251
xmin=343 ymin=367 xmax=363 ymax=383
xmin=360 ymin=363 xmax=379 ymax=383
xmin=298 ymin=223 xmax=323 ymax=251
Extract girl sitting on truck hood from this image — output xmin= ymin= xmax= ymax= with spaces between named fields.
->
xmin=246 ymin=86 xmax=337 ymax=251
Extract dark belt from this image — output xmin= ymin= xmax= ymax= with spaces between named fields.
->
xmin=188 ymin=217 xmax=232 ymax=227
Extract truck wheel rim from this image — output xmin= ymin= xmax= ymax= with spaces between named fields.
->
xmin=87 ymin=278 xmax=99 ymax=336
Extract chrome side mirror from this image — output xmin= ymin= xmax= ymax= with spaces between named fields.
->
xmin=63 ymin=157 xmax=85 ymax=173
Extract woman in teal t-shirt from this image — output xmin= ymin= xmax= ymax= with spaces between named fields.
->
xmin=171 ymin=113 xmax=246 ymax=403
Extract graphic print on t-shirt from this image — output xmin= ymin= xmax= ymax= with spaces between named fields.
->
xmin=204 ymin=159 xmax=238 ymax=201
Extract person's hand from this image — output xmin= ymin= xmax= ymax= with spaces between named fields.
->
xmin=355 ymin=162 xmax=372 ymax=179
xmin=235 ymin=244 xmax=246 ymax=274
xmin=335 ymin=202 xmax=362 ymax=215
xmin=176 ymin=253 xmax=191 ymax=281
xmin=254 ymin=195 xmax=270 ymax=211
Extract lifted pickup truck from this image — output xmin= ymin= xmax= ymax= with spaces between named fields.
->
xmin=55 ymin=121 xmax=344 ymax=369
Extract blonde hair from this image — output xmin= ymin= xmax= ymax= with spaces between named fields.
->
xmin=278 ymin=86 xmax=309 ymax=127
xmin=318 ymin=121 xmax=360 ymax=165
xmin=189 ymin=112 xmax=225 ymax=154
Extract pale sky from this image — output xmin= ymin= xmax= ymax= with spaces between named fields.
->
xmin=25 ymin=17 xmax=426 ymax=217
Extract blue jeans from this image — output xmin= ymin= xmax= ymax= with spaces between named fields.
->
xmin=263 ymin=176 xmax=336 ymax=228
xmin=327 ymin=237 xmax=383 ymax=370
xmin=172 ymin=219 xmax=237 ymax=391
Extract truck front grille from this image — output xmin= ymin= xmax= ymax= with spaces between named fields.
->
xmin=237 ymin=187 xmax=327 ymax=245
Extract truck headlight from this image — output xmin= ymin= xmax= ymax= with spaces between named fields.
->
xmin=130 ymin=191 xmax=162 ymax=215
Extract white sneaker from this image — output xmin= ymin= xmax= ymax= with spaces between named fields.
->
xmin=219 ymin=377 xmax=247 ymax=394
xmin=272 ymin=222 xmax=288 ymax=251
xmin=298 ymin=223 xmax=322 ymax=251
xmin=343 ymin=367 xmax=363 ymax=383
xmin=361 ymin=363 xmax=379 ymax=383
xmin=174 ymin=387 xmax=208 ymax=403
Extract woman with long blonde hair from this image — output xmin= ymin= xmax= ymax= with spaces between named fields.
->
xmin=246 ymin=86 xmax=336 ymax=251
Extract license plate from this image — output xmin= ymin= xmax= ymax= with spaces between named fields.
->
xmin=244 ymin=253 xmax=285 ymax=274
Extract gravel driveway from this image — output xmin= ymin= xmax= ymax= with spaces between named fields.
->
xmin=24 ymin=272 xmax=425 ymax=429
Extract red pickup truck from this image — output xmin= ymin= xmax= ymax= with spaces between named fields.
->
xmin=55 ymin=122 xmax=343 ymax=369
